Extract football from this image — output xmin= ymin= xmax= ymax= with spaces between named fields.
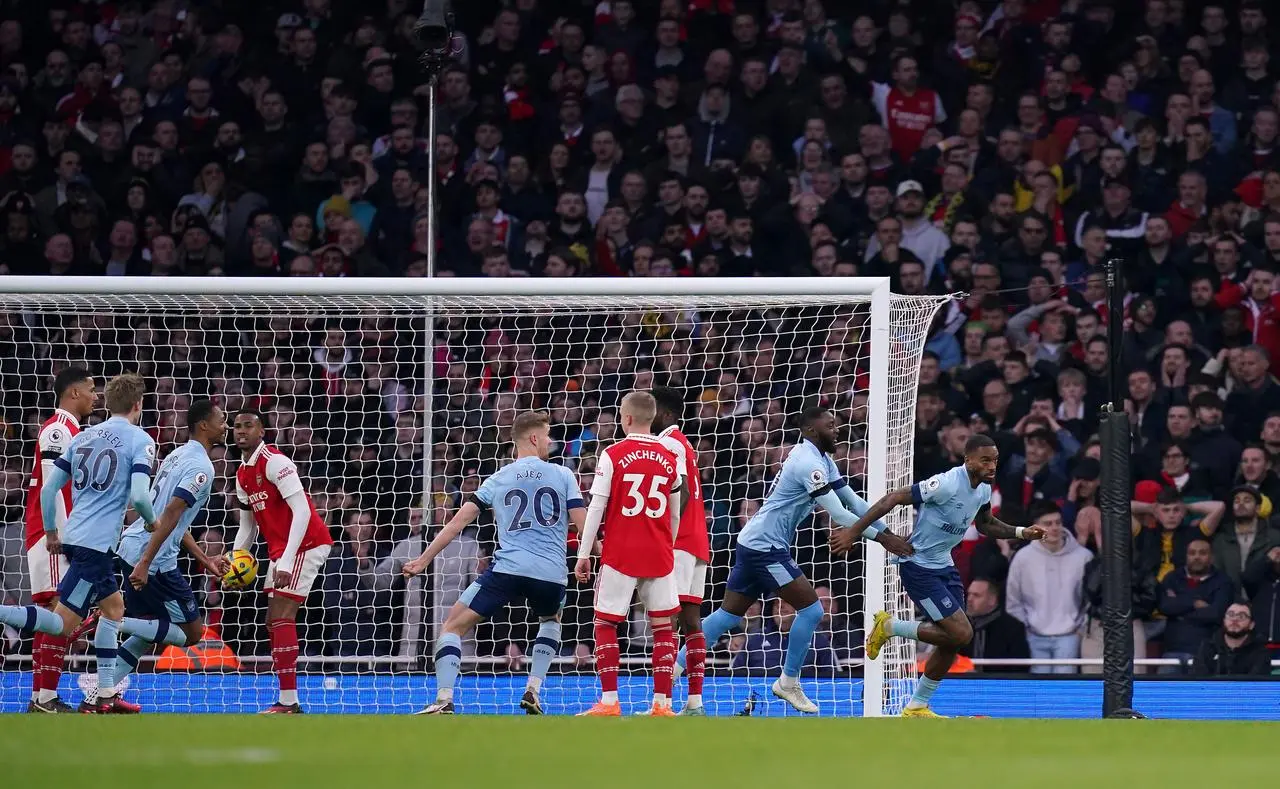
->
xmin=222 ymin=549 xmax=258 ymax=590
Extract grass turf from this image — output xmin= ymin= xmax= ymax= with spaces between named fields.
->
xmin=2 ymin=716 xmax=1275 ymax=788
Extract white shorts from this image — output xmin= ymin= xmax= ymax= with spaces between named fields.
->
xmin=265 ymin=544 xmax=332 ymax=602
xmin=27 ymin=539 xmax=62 ymax=604
xmin=673 ymin=550 xmax=708 ymax=605
xmin=593 ymin=564 xmax=679 ymax=621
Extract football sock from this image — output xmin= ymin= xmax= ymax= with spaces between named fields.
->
xmin=268 ymin=618 xmax=299 ymax=706
xmin=528 ymin=620 xmax=560 ymax=693
xmin=651 ymin=619 xmax=675 ymax=705
xmin=783 ymin=602 xmax=824 ymax=679
xmin=684 ymin=630 xmax=706 ymax=708
xmin=593 ymin=619 xmax=620 ymax=705
xmin=677 ymin=607 xmax=740 ymax=670
xmin=907 ymin=676 xmax=941 ymax=709
xmin=0 ymin=605 xmax=64 ymax=636
xmin=35 ymin=634 xmax=70 ymax=703
xmin=433 ymin=632 xmax=462 ymax=703
xmin=116 ymin=636 xmax=151 ymax=683
xmin=31 ymin=632 xmax=46 ymax=701
xmin=891 ymin=618 xmax=921 ymax=640
xmin=94 ymin=618 xmax=120 ymax=699
xmin=121 ymin=618 xmax=189 ymax=647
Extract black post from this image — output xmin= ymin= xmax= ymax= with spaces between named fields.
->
xmin=1099 ymin=258 xmax=1139 ymax=718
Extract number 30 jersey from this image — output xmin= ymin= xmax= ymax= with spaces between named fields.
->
xmin=592 ymin=434 xmax=682 ymax=579
xmin=53 ymin=415 xmax=156 ymax=553
xmin=473 ymin=456 xmax=584 ymax=585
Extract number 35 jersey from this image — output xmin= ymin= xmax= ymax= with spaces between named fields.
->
xmin=474 ymin=456 xmax=584 ymax=585
xmin=53 ymin=415 xmax=156 ymax=553
xmin=592 ymin=434 xmax=683 ymax=579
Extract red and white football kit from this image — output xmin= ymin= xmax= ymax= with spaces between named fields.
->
xmin=590 ymin=434 xmax=683 ymax=621
xmin=872 ymin=82 xmax=947 ymax=161
xmin=658 ymin=425 xmax=709 ymax=605
xmin=24 ymin=409 xmax=79 ymax=603
xmin=235 ymin=443 xmax=334 ymax=602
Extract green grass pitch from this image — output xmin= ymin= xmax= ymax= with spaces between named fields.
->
xmin=2 ymin=716 xmax=1275 ymax=788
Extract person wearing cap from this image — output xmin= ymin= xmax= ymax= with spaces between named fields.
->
xmin=1187 ymin=391 xmax=1243 ymax=498
xmin=1072 ymin=171 xmax=1149 ymax=253
xmin=862 ymin=180 xmax=951 ymax=275
xmin=1214 ymin=483 xmax=1279 ymax=592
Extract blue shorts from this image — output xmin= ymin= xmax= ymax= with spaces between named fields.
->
xmin=726 ymin=545 xmax=805 ymax=601
xmin=119 ymin=560 xmax=201 ymax=624
xmin=57 ymin=546 xmax=120 ymax=617
xmin=459 ymin=570 xmax=565 ymax=619
xmin=899 ymin=562 xmax=965 ymax=622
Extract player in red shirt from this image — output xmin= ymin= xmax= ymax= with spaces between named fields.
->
xmin=574 ymin=391 xmax=684 ymax=717
xmin=649 ymin=386 xmax=711 ymax=715
xmin=23 ymin=367 xmax=98 ymax=713
xmin=232 ymin=409 xmax=334 ymax=714
xmin=871 ymin=55 xmax=947 ymax=161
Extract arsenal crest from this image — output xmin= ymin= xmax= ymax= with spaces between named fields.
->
xmin=256 ymin=474 xmax=263 ymax=484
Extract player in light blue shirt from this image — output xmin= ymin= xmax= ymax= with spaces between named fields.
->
xmin=678 ymin=406 xmax=913 ymax=715
xmin=832 ymin=433 xmax=1046 ymax=717
xmin=112 ymin=400 xmax=232 ymax=698
xmin=0 ymin=373 xmax=158 ymax=712
xmin=402 ymin=411 xmax=586 ymax=715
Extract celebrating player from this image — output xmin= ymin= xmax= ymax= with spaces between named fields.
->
xmin=402 ymin=411 xmax=586 ymax=715
xmin=678 ymin=405 xmax=911 ymax=714
xmin=22 ymin=367 xmax=98 ymax=713
xmin=830 ymin=433 xmax=1045 ymax=717
xmin=0 ymin=373 xmax=157 ymax=713
xmin=576 ymin=391 xmax=684 ymax=717
xmin=649 ymin=386 xmax=710 ymax=716
xmin=113 ymin=400 xmax=231 ymax=698
xmin=232 ymin=408 xmax=334 ymax=714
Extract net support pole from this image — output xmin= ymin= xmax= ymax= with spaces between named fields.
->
xmin=1099 ymin=258 xmax=1136 ymax=717
xmin=861 ymin=279 xmax=891 ymax=718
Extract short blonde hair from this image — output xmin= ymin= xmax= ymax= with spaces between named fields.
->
xmin=512 ymin=410 xmax=551 ymax=444
xmin=105 ymin=373 xmax=145 ymax=415
xmin=620 ymin=391 xmax=657 ymax=427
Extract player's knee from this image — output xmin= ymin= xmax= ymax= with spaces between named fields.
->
xmin=648 ymin=614 xmax=672 ymax=629
xmin=679 ymin=607 xmax=701 ymax=633
xmin=950 ymin=619 xmax=974 ymax=647
xmin=98 ymin=596 xmax=124 ymax=620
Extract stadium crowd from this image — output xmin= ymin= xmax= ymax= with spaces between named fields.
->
xmin=1 ymin=0 xmax=1280 ymax=678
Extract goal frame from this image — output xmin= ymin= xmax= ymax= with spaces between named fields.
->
xmin=2 ymin=275 xmax=904 ymax=717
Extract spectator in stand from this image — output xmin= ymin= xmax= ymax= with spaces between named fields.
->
xmin=960 ymin=577 xmax=1030 ymax=674
xmin=1158 ymin=539 xmax=1234 ymax=672
xmin=1193 ymin=603 xmax=1272 ymax=676
xmin=1214 ymin=486 xmax=1279 ymax=595
xmin=1006 ymin=501 xmax=1092 ymax=674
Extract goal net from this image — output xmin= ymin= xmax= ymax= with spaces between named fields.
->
xmin=0 ymin=278 xmax=946 ymax=716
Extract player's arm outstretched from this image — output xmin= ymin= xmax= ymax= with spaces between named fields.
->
xmin=827 ymin=486 xmax=916 ymax=556
xmin=402 ymin=500 xmax=483 ymax=578
xmin=974 ymin=504 xmax=1046 ymax=540
xmin=181 ymin=532 xmax=231 ymax=579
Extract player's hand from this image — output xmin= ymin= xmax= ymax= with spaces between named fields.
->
xmin=402 ymin=556 xmax=430 ymax=578
xmin=573 ymin=557 xmax=593 ymax=584
xmin=1021 ymin=526 xmax=1047 ymax=541
xmin=828 ymin=528 xmax=857 ymax=556
xmin=273 ymin=569 xmax=293 ymax=590
xmin=44 ymin=532 xmax=61 ymax=556
xmin=207 ymin=554 xmax=231 ymax=578
xmin=876 ymin=531 xmax=915 ymax=558
xmin=129 ymin=562 xmax=150 ymax=590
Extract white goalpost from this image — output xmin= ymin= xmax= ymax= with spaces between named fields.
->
xmin=0 ymin=276 xmax=946 ymax=716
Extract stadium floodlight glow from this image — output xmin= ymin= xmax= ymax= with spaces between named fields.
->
xmin=0 ymin=276 xmax=947 ymax=716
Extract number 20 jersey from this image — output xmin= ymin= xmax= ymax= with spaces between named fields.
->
xmin=592 ymin=434 xmax=682 ymax=579
xmin=473 ymin=456 xmax=584 ymax=585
